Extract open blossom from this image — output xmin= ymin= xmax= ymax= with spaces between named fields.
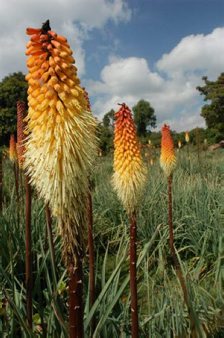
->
xmin=9 ymin=134 xmax=17 ymax=162
xmin=160 ymin=124 xmax=176 ymax=177
xmin=24 ymin=21 xmax=97 ymax=264
xmin=112 ymin=103 xmax=146 ymax=212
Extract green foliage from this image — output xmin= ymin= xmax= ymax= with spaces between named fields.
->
xmin=97 ymin=123 xmax=113 ymax=154
xmin=0 ymin=149 xmax=224 ymax=336
xmin=97 ymin=110 xmax=115 ymax=154
xmin=102 ymin=109 xmax=115 ymax=128
xmin=0 ymin=72 xmax=27 ymax=144
xmin=197 ymin=74 xmax=224 ymax=141
xmin=132 ymin=99 xmax=156 ymax=137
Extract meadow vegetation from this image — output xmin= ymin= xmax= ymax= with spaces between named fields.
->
xmin=0 ymin=146 xmax=223 ymax=337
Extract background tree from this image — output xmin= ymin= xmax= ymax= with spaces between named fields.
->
xmin=197 ymin=74 xmax=224 ymax=142
xmin=102 ymin=109 xmax=115 ymax=129
xmin=0 ymin=72 xmax=27 ymax=146
xmin=132 ymin=99 xmax=156 ymax=139
xmin=98 ymin=109 xmax=115 ymax=154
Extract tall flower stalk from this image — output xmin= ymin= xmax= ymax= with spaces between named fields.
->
xmin=113 ymin=103 xmax=146 ymax=337
xmin=160 ymin=124 xmax=196 ymax=334
xmin=9 ymin=134 xmax=19 ymax=205
xmin=25 ymin=20 xmax=96 ymax=337
xmin=185 ymin=131 xmax=190 ymax=160
xmin=9 ymin=133 xmax=20 ymax=227
xmin=83 ymin=87 xmax=96 ymax=335
xmin=17 ymin=100 xmax=33 ymax=328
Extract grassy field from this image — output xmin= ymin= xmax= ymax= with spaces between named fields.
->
xmin=0 ymin=147 xmax=224 ymax=337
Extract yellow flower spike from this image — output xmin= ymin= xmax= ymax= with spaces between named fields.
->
xmin=24 ymin=21 xmax=97 ymax=266
xmin=160 ymin=124 xmax=176 ymax=177
xmin=9 ymin=134 xmax=17 ymax=162
xmin=185 ymin=131 xmax=190 ymax=143
xmin=178 ymin=140 xmax=182 ymax=149
xmin=112 ymin=103 xmax=146 ymax=213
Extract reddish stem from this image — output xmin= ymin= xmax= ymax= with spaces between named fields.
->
xmin=68 ymin=254 xmax=84 ymax=338
xmin=25 ymin=175 xmax=32 ymax=328
xmin=87 ymin=190 xmax=95 ymax=335
xmin=14 ymin=162 xmax=19 ymax=220
xmin=129 ymin=211 xmax=139 ymax=338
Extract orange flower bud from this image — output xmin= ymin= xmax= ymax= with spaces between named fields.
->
xmin=160 ymin=124 xmax=176 ymax=177
xmin=9 ymin=134 xmax=17 ymax=162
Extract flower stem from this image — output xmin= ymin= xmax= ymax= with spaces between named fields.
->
xmin=87 ymin=190 xmax=95 ymax=335
xmin=68 ymin=252 xmax=84 ymax=338
xmin=45 ymin=204 xmax=56 ymax=269
xmin=129 ymin=211 xmax=139 ymax=338
xmin=25 ymin=175 xmax=32 ymax=328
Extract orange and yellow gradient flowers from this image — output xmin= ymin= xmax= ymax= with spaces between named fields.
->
xmin=24 ymin=21 xmax=97 ymax=264
xmin=112 ymin=103 xmax=146 ymax=212
xmin=160 ymin=124 xmax=176 ymax=177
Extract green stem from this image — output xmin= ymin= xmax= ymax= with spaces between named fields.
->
xmin=129 ymin=211 xmax=139 ymax=338
xmin=25 ymin=175 xmax=32 ymax=329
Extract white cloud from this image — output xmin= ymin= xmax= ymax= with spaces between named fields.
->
xmin=157 ymin=28 xmax=224 ymax=80
xmin=89 ymin=27 xmax=224 ymax=131
xmin=0 ymin=0 xmax=131 ymax=79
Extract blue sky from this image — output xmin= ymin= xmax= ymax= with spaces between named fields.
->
xmin=1 ymin=0 xmax=224 ymax=131
xmin=84 ymin=0 xmax=224 ymax=78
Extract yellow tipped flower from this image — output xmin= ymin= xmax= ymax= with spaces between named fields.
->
xmin=112 ymin=103 xmax=146 ymax=212
xmin=24 ymin=21 xmax=97 ymax=265
xmin=178 ymin=140 xmax=182 ymax=149
xmin=185 ymin=131 xmax=190 ymax=143
xmin=160 ymin=124 xmax=176 ymax=177
xmin=9 ymin=134 xmax=17 ymax=162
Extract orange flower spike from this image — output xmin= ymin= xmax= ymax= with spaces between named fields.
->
xmin=160 ymin=124 xmax=176 ymax=177
xmin=113 ymin=103 xmax=146 ymax=212
xmin=24 ymin=20 xmax=97 ymax=266
xmin=9 ymin=134 xmax=17 ymax=162
xmin=83 ymin=87 xmax=91 ymax=111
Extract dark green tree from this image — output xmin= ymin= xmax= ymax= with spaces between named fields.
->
xmin=97 ymin=123 xmax=113 ymax=154
xmin=97 ymin=109 xmax=115 ymax=154
xmin=102 ymin=109 xmax=115 ymax=128
xmin=197 ymin=74 xmax=224 ymax=141
xmin=0 ymin=72 xmax=27 ymax=145
xmin=132 ymin=99 xmax=156 ymax=138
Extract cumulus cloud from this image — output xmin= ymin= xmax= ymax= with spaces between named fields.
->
xmin=89 ymin=27 xmax=224 ymax=131
xmin=157 ymin=27 xmax=224 ymax=80
xmin=0 ymin=0 xmax=131 ymax=78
